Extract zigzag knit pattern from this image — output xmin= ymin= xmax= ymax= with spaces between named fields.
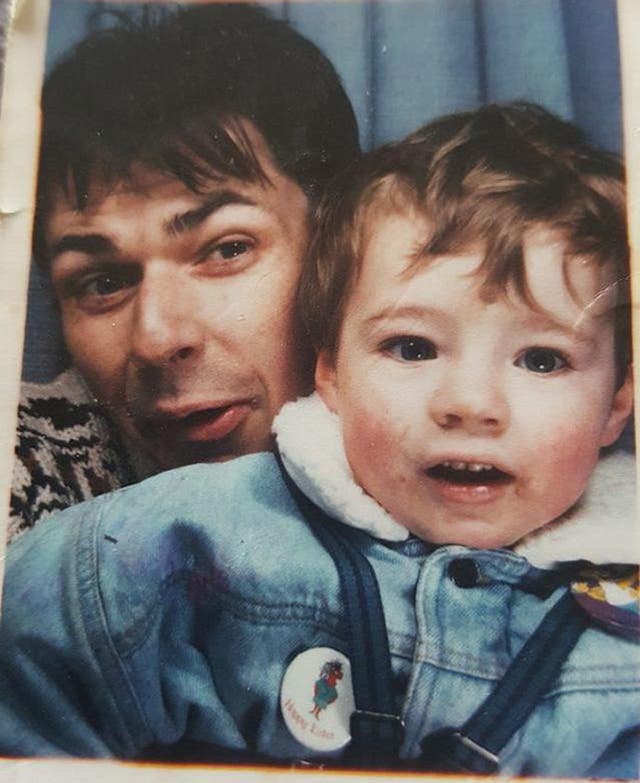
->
xmin=9 ymin=372 xmax=136 ymax=543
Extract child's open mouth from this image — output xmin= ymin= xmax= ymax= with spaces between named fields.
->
xmin=427 ymin=461 xmax=513 ymax=486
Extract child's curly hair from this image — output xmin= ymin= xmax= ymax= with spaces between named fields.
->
xmin=300 ymin=102 xmax=629 ymax=386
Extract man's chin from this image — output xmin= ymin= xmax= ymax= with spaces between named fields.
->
xmin=144 ymin=432 xmax=274 ymax=471
xmin=117 ymin=403 xmax=272 ymax=471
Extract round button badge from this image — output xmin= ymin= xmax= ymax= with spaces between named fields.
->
xmin=280 ymin=647 xmax=355 ymax=752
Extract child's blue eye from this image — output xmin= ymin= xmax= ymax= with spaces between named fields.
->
xmin=517 ymin=347 xmax=567 ymax=374
xmin=385 ymin=337 xmax=436 ymax=362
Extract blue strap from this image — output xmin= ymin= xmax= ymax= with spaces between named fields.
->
xmin=276 ymin=451 xmax=588 ymax=772
xmin=421 ymin=589 xmax=589 ymax=773
xmin=275 ymin=451 xmax=403 ymax=767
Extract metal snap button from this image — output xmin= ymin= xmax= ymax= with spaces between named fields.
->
xmin=448 ymin=558 xmax=481 ymax=588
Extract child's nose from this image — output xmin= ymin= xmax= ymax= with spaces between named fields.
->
xmin=428 ymin=367 xmax=509 ymax=436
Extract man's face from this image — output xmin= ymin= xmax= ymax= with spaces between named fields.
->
xmin=46 ymin=137 xmax=312 ymax=470
xmin=317 ymin=211 xmax=632 ymax=549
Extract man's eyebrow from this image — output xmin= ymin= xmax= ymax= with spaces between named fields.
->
xmin=50 ymin=234 xmax=116 ymax=260
xmin=164 ymin=191 xmax=257 ymax=236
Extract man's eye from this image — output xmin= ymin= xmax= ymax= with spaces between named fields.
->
xmin=384 ymin=336 xmax=437 ymax=361
xmin=60 ymin=266 xmax=140 ymax=314
xmin=516 ymin=347 xmax=567 ymax=374
xmin=219 ymin=240 xmax=251 ymax=259
xmin=82 ymin=274 xmax=132 ymax=297
xmin=202 ymin=239 xmax=253 ymax=263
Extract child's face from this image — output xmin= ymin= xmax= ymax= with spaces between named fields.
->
xmin=316 ymin=210 xmax=633 ymax=549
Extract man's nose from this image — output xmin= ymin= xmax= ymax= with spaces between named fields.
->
xmin=428 ymin=362 xmax=509 ymax=436
xmin=129 ymin=267 xmax=204 ymax=367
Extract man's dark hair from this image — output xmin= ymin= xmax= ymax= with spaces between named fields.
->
xmin=35 ymin=2 xmax=359 ymax=260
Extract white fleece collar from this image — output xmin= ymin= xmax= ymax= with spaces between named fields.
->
xmin=273 ymin=393 xmax=639 ymax=569
xmin=274 ymin=393 xmax=408 ymax=542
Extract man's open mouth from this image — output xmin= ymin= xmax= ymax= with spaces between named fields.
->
xmin=427 ymin=461 xmax=513 ymax=485
xmin=140 ymin=402 xmax=251 ymax=445
xmin=179 ymin=407 xmax=231 ymax=427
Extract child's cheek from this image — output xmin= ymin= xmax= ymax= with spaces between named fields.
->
xmin=527 ymin=408 xmax=604 ymax=502
xmin=342 ymin=401 xmax=412 ymax=492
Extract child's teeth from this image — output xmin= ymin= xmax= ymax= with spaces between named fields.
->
xmin=442 ymin=461 xmax=494 ymax=471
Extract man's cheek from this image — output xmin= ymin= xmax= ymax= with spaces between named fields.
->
xmin=66 ymin=329 xmax=125 ymax=406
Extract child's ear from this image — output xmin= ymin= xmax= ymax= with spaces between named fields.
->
xmin=601 ymin=368 xmax=634 ymax=447
xmin=315 ymin=349 xmax=339 ymax=414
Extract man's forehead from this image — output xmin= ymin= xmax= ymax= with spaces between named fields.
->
xmin=49 ymin=165 xmax=247 ymax=215
xmin=44 ymin=167 xmax=306 ymax=255
xmin=44 ymin=118 xmax=300 ymax=223
xmin=43 ymin=175 xmax=245 ymax=256
xmin=43 ymin=151 xmax=310 ymax=270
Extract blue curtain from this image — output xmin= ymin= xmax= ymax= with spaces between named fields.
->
xmin=279 ymin=0 xmax=621 ymax=152
xmin=24 ymin=0 xmax=622 ymax=381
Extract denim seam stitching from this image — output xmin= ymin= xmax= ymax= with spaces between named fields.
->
xmin=79 ymin=505 xmax=153 ymax=751
xmin=112 ymin=570 xmax=348 ymax=656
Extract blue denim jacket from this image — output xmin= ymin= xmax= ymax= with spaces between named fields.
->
xmin=0 ymin=452 xmax=638 ymax=776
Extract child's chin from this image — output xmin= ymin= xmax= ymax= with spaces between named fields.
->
xmin=409 ymin=518 xmax=520 ymax=551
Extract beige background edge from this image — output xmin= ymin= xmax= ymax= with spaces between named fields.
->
xmin=0 ymin=1 xmax=636 ymax=780
xmin=619 ymin=0 xmax=640 ymax=506
xmin=0 ymin=0 xmax=49 ymax=605
xmin=0 ymin=757 xmax=615 ymax=783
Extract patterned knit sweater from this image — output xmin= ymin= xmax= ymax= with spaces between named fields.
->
xmin=9 ymin=369 xmax=137 ymax=543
